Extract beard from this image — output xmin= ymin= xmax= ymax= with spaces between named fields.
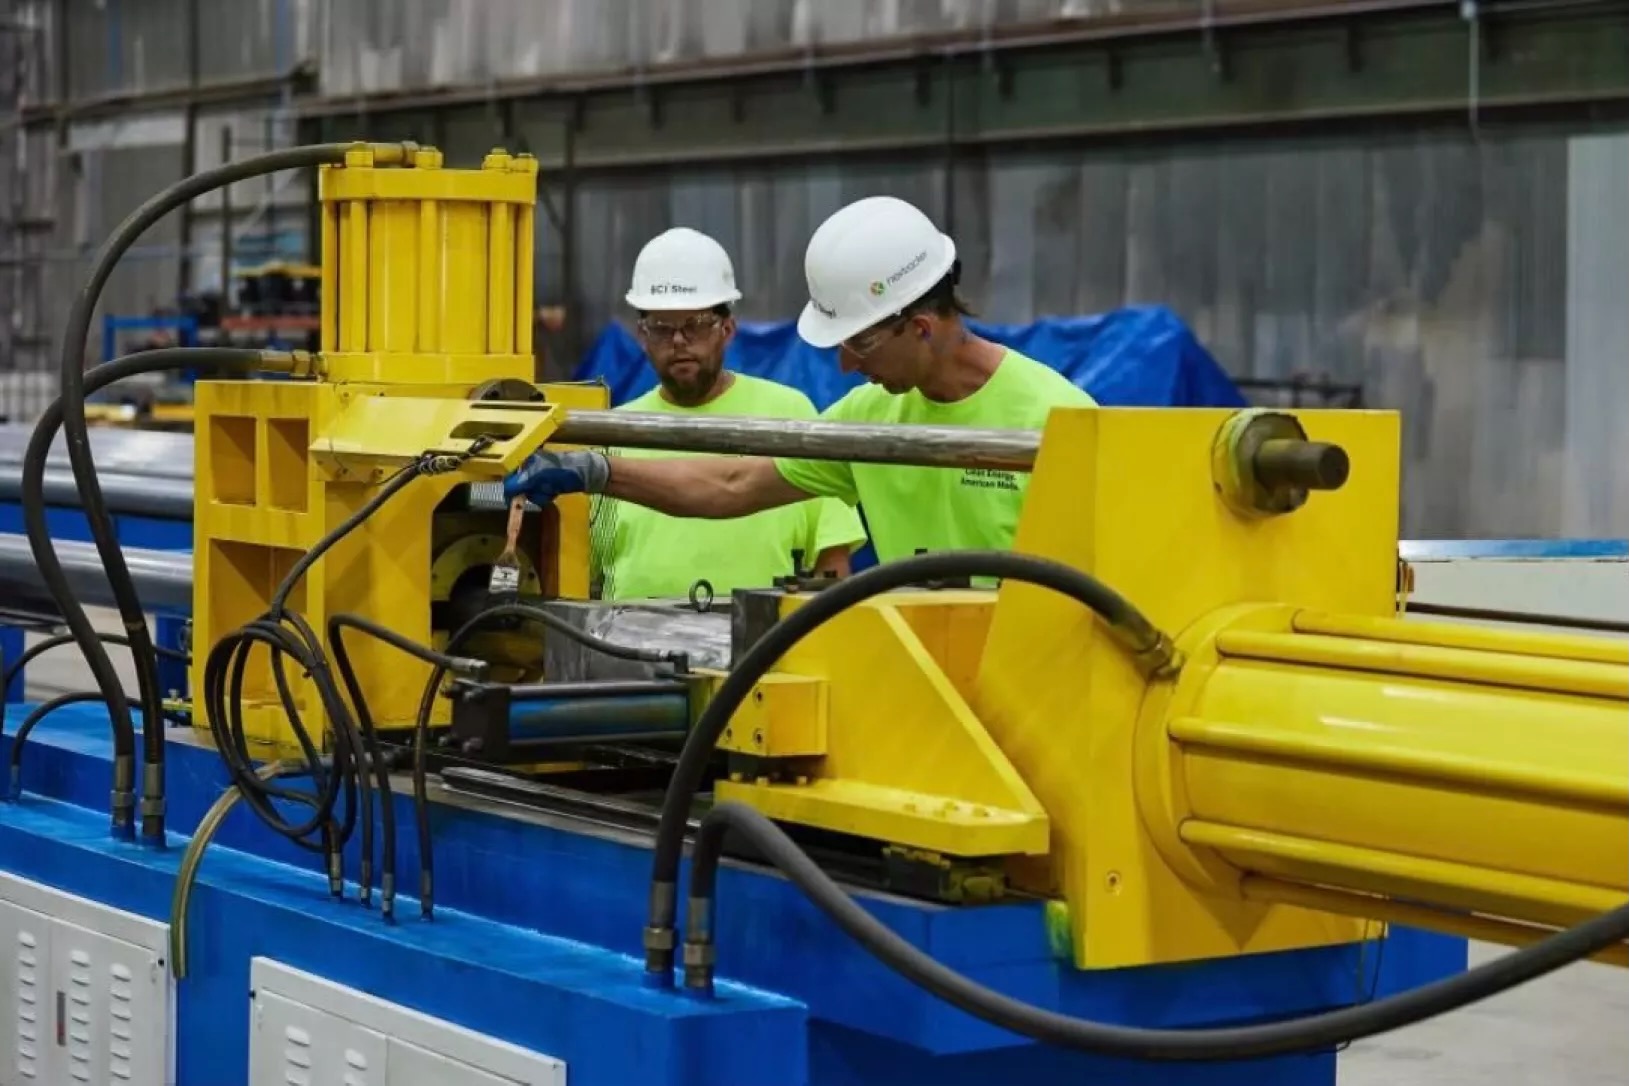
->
xmin=659 ymin=359 xmax=723 ymax=405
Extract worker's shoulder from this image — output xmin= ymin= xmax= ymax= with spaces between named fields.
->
xmin=724 ymin=372 xmax=821 ymax=416
xmin=819 ymin=380 xmax=895 ymax=421
xmin=615 ymin=386 xmax=667 ymax=412
xmin=1000 ymin=349 xmax=1098 ymax=406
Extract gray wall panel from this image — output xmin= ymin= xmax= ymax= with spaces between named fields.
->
xmin=545 ymin=125 xmax=1618 ymax=538
xmin=1564 ymin=132 xmax=1629 ymax=539
xmin=315 ymin=0 xmax=1193 ymax=97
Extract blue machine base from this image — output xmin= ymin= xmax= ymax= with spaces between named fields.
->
xmin=0 ymin=706 xmax=1468 ymax=1086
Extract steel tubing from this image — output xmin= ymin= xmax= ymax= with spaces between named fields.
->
xmin=553 ymin=410 xmax=1041 ymax=471
xmin=0 ymin=468 xmax=195 ymax=519
xmin=0 ymin=533 xmax=194 ymax=611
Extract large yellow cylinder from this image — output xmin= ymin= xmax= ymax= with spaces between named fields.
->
xmin=1156 ymin=608 xmax=1629 ymax=953
xmin=318 ymin=144 xmax=538 ymax=384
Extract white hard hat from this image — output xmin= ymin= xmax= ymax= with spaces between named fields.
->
xmin=625 ymin=227 xmax=743 ymax=311
xmin=796 ymin=196 xmax=958 ymax=349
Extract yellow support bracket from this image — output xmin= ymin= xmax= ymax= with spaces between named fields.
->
xmin=310 ymin=396 xmax=560 ymax=479
xmin=715 ymin=598 xmax=1050 ymax=858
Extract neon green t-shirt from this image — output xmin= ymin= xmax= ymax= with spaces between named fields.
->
xmin=595 ymin=373 xmax=867 ymax=600
xmin=773 ymin=350 xmax=1096 ymax=563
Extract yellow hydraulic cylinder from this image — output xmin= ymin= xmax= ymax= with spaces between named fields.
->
xmin=1144 ymin=605 xmax=1629 ymax=957
xmin=320 ymin=143 xmax=538 ymax=384
xmin=190 ymin=144 xmax=603 ymax=750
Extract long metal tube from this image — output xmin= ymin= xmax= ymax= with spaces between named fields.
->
xmin=0 ymin=534 xmax=194 ymax=611
xmin=1160 ymin=610 xmax=1629 ymax=948
xmin=552 ymin=410 xmax=1041 ymax=470
xmin=0 ymin=469 xmax=195 ymax=519
xmin=0 ymin=409 xmax=1043 ymax=490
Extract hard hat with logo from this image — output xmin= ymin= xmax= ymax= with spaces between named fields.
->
xmin=796 ymin=196 xmax=958 ymax=349
xmin=626 ymin=227 xmax=743 ymax=311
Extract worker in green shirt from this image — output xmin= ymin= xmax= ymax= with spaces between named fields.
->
xmin=589 ymin=227 xmax=866 ymax=600
xmin=507 ymin=197 xmax=1096 ymax=563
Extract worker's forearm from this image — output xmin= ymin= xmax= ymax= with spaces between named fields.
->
xmin=604 ymin=456 xmax=770 ymax=519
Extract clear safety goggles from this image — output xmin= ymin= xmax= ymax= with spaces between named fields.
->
xmin=841 ymin=314 xmax=909 ymax=358
xmin=638 ymin=313 xmax=724 ymax=343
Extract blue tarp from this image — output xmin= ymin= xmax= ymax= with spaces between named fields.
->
xmin=572 ymin=304 xmax=1246 ymax=571
xmin=572 ymin=304 xmax=1247 ymax=410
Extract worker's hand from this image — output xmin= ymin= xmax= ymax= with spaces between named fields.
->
xmin=502 ymin=449 xmax=610 ymax=503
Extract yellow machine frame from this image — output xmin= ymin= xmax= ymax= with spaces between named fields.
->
xmin=188 ymin=145 xmax=606 ymax=748
xmin=712 ymin=407 xmax=1629 ymax=971
xmin=179 ymin=140 xmax=1626 ymax=984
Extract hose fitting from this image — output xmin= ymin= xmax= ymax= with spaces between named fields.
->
xmin=644 ymin=879 xmax=679 ymax=986
xmin=110 ymin=754 xmax=136 ymax=840
xmin=682 ymin=896 xmax=716 ymax=998
xmin=140 ymin=760 xmax=166 ymax=846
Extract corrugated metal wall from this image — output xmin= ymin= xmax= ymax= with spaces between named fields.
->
xmin=0 ymin=0 xmax=1624 ymax=537
xmin=543 ymin=126 xmax=1608 ymax=539
xmin=316 ymin=0 xmax=1177 ymax=96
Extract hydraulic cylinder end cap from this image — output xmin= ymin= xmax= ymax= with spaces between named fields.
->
xmin=1211 ymin=408 xmax=1350 ymax=518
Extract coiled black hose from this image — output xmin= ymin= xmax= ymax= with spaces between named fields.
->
xmin=329 ymin=612 xmax=487 ymax=917
xmin=409 ymin=599 xmax=687 ymax=919
xmin=642 ymin=548 xmax=1176 ymax=980
xmin=201 ymin=453 xmax=486 ymax=919
xmin=45 ymin=141 xmax=412 ymax=846
xmin=673 ymin=550 xmax=1629 ymax=1061
xmin=22 ymin=346 xmax=275 ymax=838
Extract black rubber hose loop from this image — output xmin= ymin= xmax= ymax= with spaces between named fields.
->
xmin=665 ymin=549 xmax=1629 ymax=1061
xmin=22 ymin=347 xmax=266 ymax=837
xmin=645 ymin=548 xmax=1167 ymax=979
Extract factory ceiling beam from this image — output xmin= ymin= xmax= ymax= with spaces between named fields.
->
xmin=295 ymin=0 xmax=1629 ymax=173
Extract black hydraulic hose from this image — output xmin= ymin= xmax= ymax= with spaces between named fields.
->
xmin=642 ymin=549 xmax=1177 ymax=981
xmin=7 ymin=691 xmax=115 ymax=799
xmin=8 ymin=690 xmax=187 ymax=801
xmin=1 ymin=633 xmax=187 ymax=705
xmin=203 ymin=463 xmax=421 ymax=903
xmin=468 ymin=599 xmax=690 ymax=671
xmin=328 ymin=613 xmax=487 ymax=920
xmin=410 ymin=599 xmax=682 ymax=919
xmin=51 ymin=141 xmax=411 ymax=847
xmin=22 ymin=346 xmax=270 ymax=839
xmin=203 ymin=445 xmax=493 ymax=916
xmin=670 ymin=549 xmax=1629 ymax=1060
xmin=689 ymin=802 xmax=1629 ymax=1061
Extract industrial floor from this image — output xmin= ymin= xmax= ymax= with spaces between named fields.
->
xmin=18 ymin=610 xmax=1629 ymax=1085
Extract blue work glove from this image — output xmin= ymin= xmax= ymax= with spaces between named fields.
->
xmin=503 ymin=449 xmax=610 ymax=504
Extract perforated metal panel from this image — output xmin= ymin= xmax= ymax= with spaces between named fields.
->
xmin=251 ymin=990 xmax=386 ymax=1086
xmin=0 ymin=901 xmax=50 ymax=1083
xmin=248 ymin=960 xmax=564 ymax=1086
xmin=0 ymin=874 xmax=172 ymax=1086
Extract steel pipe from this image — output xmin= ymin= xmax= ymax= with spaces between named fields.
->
xmin=0 ymin=411 xmax=1044 ymax=493
xmin=0 ymin=533 xmax=194 ymax=611
xmin=0 ymin=468 xmax=195 ymax=519
xmin=553 ymin=410 xmax=1040 ymax=470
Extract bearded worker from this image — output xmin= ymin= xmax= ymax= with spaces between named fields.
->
xmin=588 ymin=227 xmax=866 ymax=600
